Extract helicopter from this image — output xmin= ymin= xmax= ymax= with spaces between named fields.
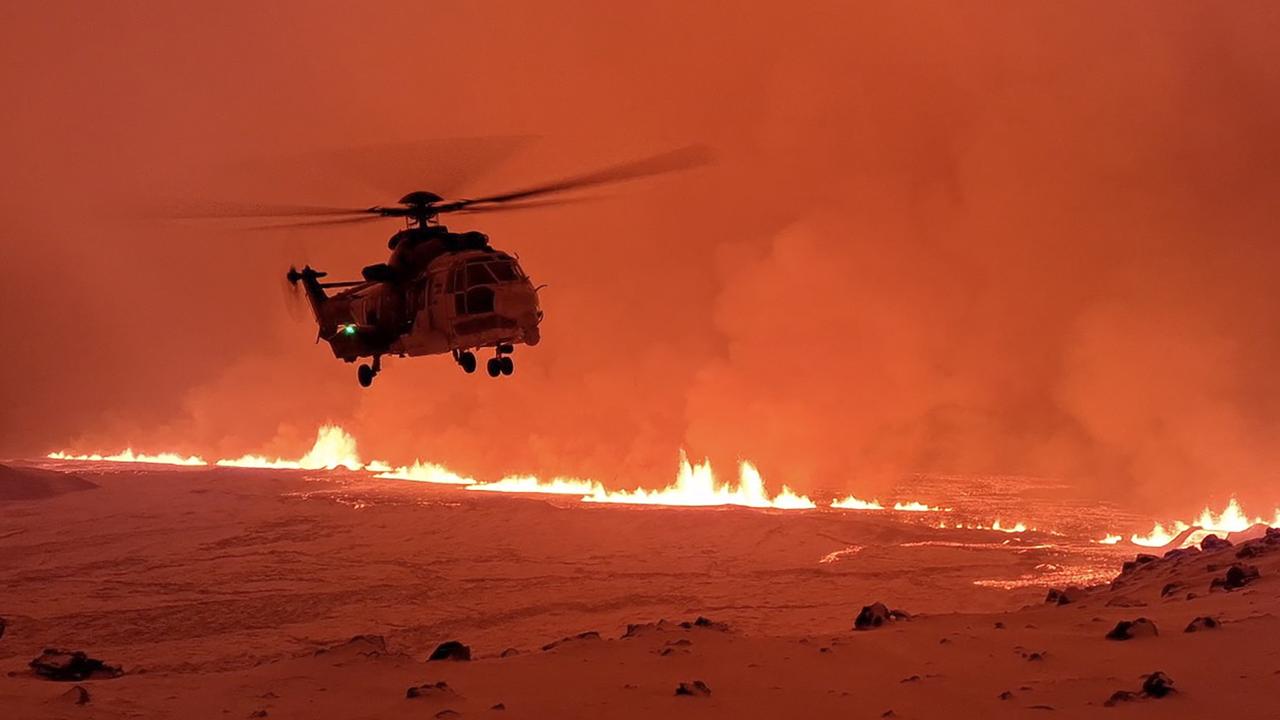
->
xmin=193 ymin=147 xmax=709 ymax=387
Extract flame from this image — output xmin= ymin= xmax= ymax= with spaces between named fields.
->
xmin=468 ymin=475 xmax=601 ymax=495
xmin=1129 ymin=497 xmax=1279 ymax=548
xmin=582 ymin=455 xmax=816 ymax=509
xmin=376 ymin=460 xmax=475 ymax=485
xmin=893 ymin=501 xmax=950 ymax=512
xmin=1096 ymin=534 xmax=1122 ymax=545
xmin=46 ymin=449 xmax=207 ymax=466
xmin=830 ymin=495 xmax=885 ymax=510
xmin=215 ymin=425 xmax=364 ymax=471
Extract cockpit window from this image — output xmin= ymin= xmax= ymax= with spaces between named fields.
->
xmin=466 ymin=263 xmax=496 ymax=287
xmin=488 ymin=261 xmax=519 ymax=282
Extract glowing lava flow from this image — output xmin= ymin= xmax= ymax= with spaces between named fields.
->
xmin=830 ymin=495 xmax=885 ymax=510
xmin=582 ymin=455 xmax=816 ymax=509
xmin=938 ymin=519 xmax=1032 ymax=533
xmin=216 ymin=425 xmax=367 ymax=471
xmin=469 ymin=476 xmax=602 ymax=495
xmin=893 ymin=501 xmax=951 ymax=512
xmin=46 ymin=449 xmax=207 ymax=466
xmin=375 ymin=460 xmax=475 ymax=485
xmin=1130 ymin=497 xmax=1280 ymax=547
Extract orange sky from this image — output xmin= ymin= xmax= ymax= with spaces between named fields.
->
xmin=2 ymin=2 xmax=1279 ymax=511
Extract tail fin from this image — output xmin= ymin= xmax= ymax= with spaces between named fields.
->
xmin=286 ymin=265 xmax=329 ymax=321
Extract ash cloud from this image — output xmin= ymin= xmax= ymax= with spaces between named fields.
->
xmin=2 ymin=2 xmax=1279 ymax=512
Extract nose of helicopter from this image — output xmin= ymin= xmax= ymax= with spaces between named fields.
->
xmin=495 ymin=281 xmax=542 ymax=342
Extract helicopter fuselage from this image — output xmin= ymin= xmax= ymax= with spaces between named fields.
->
xmin=296 ymin=227 xmax=542 ymax=383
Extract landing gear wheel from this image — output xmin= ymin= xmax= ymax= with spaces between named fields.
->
xmin=357 ymin=364 xmax=375 ymax=387
xmin=486 ymin=357 xmax=502 ymax=377
xmin=499 ymin=356 xmax=514 ymax=376
xmin=459 ymin=351 xmax=477 ymax=374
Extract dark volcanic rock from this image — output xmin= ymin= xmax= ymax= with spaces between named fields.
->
xmin=1160 ymin=582 xmax=1183 ymax=598
xmin=679 ymin=616 xmax=728 ymax=631
xmin=1141 ymin=671 xmax=1176 ymax=698
xmin=1210 ymin=563 xmax=1260 ymax=591
xmin=1184 ymin=616 xmax=1220 ymax=633
xmin=1236 ymin=544 xmax=1263 ymax=559
xmin=427 ymin=641 xmax=471 ymax=662
xmin=1044 ymin=587 xmax=1079 ymax=605
xmin=1201 ymin=534 xmax=1232 ymax=551
xmin=406 ymin=681 xmax=456 ymax=699
xmin=58 ymin=686 xmax=91 ymax=705
xmin=1104 ymin=690 xmax=1138 ymax=707
xmin=499 ymin=647 xmax=520 ymax=658
xmin=1120 ymin=554 xmax=1160 ymax=574
xmin=1162 ymin=547 xmax=1199 ymax=561
xmin=674 ymin=680 xmax=711 ymax=697
xmin=1103 ymin=671 xmax=1175 ymax=706
xmin=541 ymin=631 xmax=601 ymax=651
xmin=30 ymin=649 xmax=122 ymax=681
xmin=854 ymin=602 xmax=909 ymax=630
xmin=0 ymin=616 xmax=6 ymax=640
xmin=1105 ymin=618 xmax=1158 ymax=641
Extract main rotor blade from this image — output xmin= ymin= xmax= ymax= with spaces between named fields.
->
xmin=164 ymin=200 xmax=375 ymax=219
xmin=245 ymin=215 xmax=388 ymax=231
xmin=451 ymin=196 xmax=597 ymax=215
xmin=435 ymin=145 xmax=713 ymax=213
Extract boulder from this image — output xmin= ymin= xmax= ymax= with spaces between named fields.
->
xmin=1200 ymin=534 xmax=1232 ymax=551
xmin=674 ymin=680 xmax=711 ymax=697
xmin=406 ymin=681 xmax=456 ymax=700
xmin=1184 ymin=616 xmax=1219 ymax=633
xmin=854 ymin=602 xmax=909 ymax=630
xmin=1103 ymin=671 xmax=1175 ymax=706
xmin=1210 ymin=563 xmax=1260 ymax=591
xmin=1120 ymin=554 xmax=1160 ymax=574
xmin=1236 ymin=544 xmax=1263 ymax=559
xmin=58 ymin=686 xmax=91 ymax=705
xmin=1103 ymin=690 xmax=1138 ymax=707
xmin=1044 ymin=587 xmax=1078 ymax=605
xmin=679 ymin=616 xmax=728 ymax=631
xmin=427 ymin=641 xmax=471 ymax=662
xmin=1160 ymin=582 xmax=1183 ymax=598
xmin=1141 ymin=671 xmax=1175 ymax=698
xmin=30 ymin=649 xmax=122 ymax=681
xmin=1105 ymin=618 xmax=1158 ymax=641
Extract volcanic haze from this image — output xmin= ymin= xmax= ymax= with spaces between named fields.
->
xmin=3 ymin=3 xmax=1280 ymax=521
